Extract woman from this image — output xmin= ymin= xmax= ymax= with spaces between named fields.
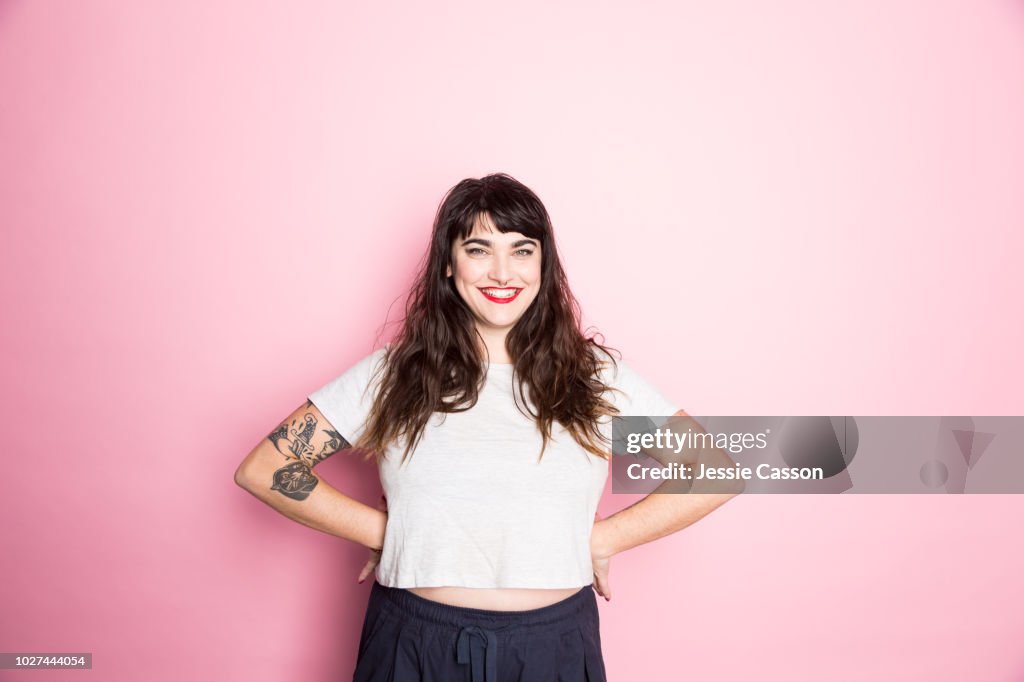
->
xmin=234 ymin=173 xmax=743 ymax=681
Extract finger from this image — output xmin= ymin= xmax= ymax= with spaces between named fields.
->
xmin=593 ymin=573 xmax=609 ymax=601
xmin=358 ymin=560 xmax=376 ymax=583
xmin=595 ymin=571 xmax=611 ymax=601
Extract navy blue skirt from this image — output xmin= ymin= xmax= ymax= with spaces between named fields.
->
xmin=353 ymin=581 xmax=608 ymax=682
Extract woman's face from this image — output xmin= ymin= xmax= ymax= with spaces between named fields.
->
xmin=447 ymin=214 xmax=542 ymax=335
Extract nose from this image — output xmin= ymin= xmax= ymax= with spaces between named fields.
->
xmin=489 ymin=253 xmax=511 ymax=286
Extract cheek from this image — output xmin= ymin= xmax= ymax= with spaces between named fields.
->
xmin=457 ymin=259 xmax=488 ymax=282
xmin=525 ymin=262 xmax=542 ymax=285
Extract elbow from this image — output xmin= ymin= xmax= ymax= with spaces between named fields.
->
xmin=722 ymin=467 xmax=747 ymax=497
xmin=235 ymin=445 xmax=285 ymax=493
xmin=234 ymin=464 xmax=251 ymax=490
xmin=234 ymin=456 xmax=259 ymax=491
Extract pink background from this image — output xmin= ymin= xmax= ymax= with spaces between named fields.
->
xmin=3 ymin=1 xmax=1023 ymax=680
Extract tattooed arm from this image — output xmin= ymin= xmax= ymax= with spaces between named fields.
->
xmin=234 ymin=400 xmax=386 ymax=551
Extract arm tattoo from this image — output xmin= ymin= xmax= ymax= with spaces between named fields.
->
xmin=265 ymin=399 xmax=353 ymax=501
xmin=270 ymin=462 xmax=319 ymax=501
xmin=316 ymin=429 xmax=348 ymax=462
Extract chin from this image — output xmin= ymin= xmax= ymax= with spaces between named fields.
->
xmin=485 ymin=317 xmax=518 ymax=329
xmin=477 ymin=311 xmax=519 ymax=327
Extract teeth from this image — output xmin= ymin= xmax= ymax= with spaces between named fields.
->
xmin=481 ymin=288 xmax=518 ymax=298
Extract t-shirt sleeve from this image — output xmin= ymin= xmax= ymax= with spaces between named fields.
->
xmin=307 ymin=348 xmax=387 ymax=445
xmin=606 ymin=355 xmax=680 ymax=417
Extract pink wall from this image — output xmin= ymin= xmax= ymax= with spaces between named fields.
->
xmin=2 ymin=1 xmax=1023 ymax=680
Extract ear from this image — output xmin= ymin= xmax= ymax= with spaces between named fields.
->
xmin=446 ymin=264 xmax=452 ymax=278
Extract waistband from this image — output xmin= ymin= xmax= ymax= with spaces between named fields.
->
xmin=371 ymin=581 xmax=594 ymax=631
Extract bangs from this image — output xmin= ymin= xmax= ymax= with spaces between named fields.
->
xmin=440 ymin=173 xmax=552 ymax=253
xmin=452 ymin=202 xmax=547 ymax=244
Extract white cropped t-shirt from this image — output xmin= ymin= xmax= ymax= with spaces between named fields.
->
xmin=308 ymin=348 xmax=679 ymax=589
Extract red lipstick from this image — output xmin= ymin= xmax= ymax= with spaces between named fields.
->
xmin=478 ymin=287 xmax=522 ymax=304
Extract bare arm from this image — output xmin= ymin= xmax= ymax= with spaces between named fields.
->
xmin=592 ymin=409 xmax=743 ymax=565
xmin=234 ymin=400 xmax=386 ymax=551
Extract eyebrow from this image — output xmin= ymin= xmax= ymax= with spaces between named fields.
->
xmin=461 ymin=238 xmax=539 ymax=248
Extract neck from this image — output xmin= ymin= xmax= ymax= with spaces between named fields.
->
xmin=475 ymin=326 xmax=512 ymax=364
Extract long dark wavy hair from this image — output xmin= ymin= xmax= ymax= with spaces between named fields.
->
xmin=353 ymin=173 xmax=622 ymax=464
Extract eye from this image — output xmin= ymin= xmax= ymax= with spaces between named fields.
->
xmin=466 ymin=247 xmax=487 ymax=256
xmin=515 ymin=249 xmax=535 ymax=257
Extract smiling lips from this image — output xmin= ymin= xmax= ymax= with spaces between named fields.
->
xmin=478 ymin=287 xmax=522 ymax=304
